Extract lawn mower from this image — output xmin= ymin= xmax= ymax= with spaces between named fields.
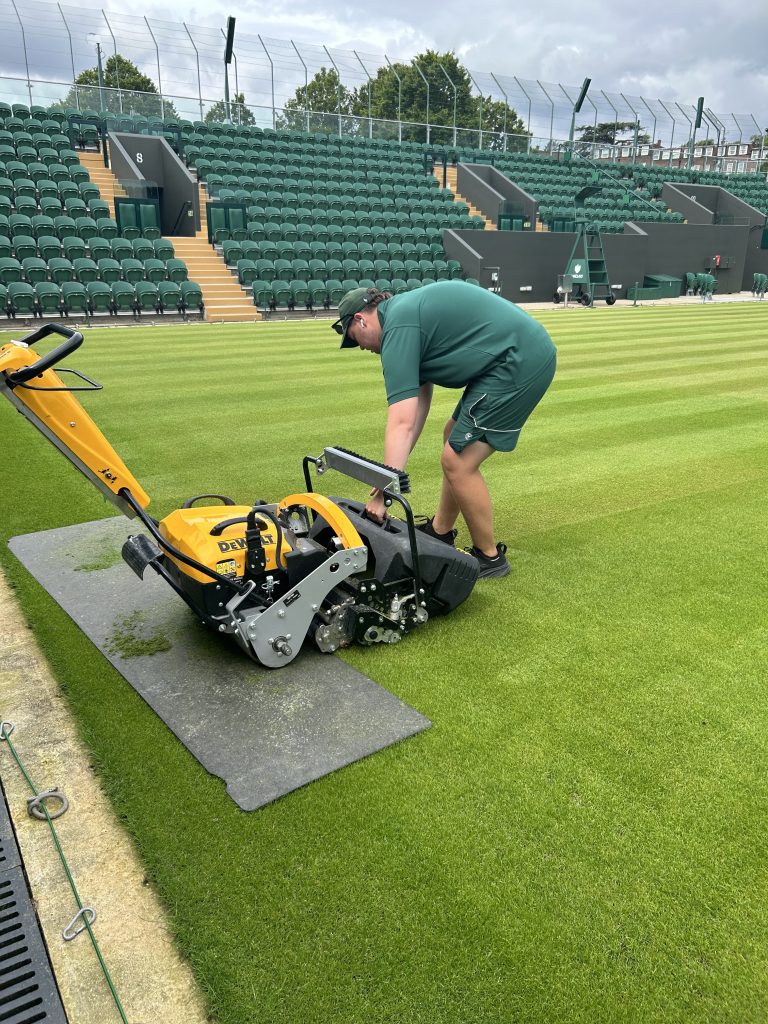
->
xmin=1 ymin=324 xmax=478 ymax=668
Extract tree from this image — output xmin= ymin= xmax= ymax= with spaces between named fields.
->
xmin=277 ymin=68 xmax=354 ymax=132
xmin=53 ymin=54 xmax=177 ymax=118
xmin=577 ymin=121 xmax=650 ymax=146
xmin=205 ymin=92 xmax=256 ymax=126
xmin=276 ymin=50 xmax=528 ymax=148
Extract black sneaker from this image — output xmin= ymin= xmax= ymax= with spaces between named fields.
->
xmin=466 ymin=543 xmax=510 ymax=579
xmin=415 ymin=516 xmax=458 ymax=547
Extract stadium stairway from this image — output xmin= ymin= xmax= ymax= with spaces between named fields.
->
xmin=77 ymin=151 xmax=127 ymax=217
xmin=434 ymin=165 xmax=496 ymax=230
xmin=170 ymin=183 xmax=259 ymax=322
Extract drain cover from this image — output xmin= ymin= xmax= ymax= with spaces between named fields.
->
xmin=0 ymin=783 xmax=68 ymax=1023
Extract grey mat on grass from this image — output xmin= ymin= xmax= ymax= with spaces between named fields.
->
xmin=9 ymin=518 xmax=430 ymax=811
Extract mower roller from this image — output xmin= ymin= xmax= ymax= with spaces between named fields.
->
xmin=1 ymin=324 xmax=478 ymax=668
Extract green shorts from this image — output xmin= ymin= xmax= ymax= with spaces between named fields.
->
xmin=448 ymin=353 xmax=556 ymax=453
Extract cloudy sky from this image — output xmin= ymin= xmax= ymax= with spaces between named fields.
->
xmin=2 ymin=0 xmax=765 ymax=138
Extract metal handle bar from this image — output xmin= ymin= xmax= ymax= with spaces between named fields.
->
xmin=5 ymin=323 xmax=84 ymax=386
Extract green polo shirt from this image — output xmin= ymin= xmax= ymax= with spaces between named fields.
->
xmin=377 ymin=281 xmax=556 ymax=405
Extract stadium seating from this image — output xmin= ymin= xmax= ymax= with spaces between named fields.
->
xmin=0 ymin=106 xmax=202 ymax=318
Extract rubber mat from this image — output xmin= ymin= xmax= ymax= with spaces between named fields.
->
xmin=9 ymin=518 xmax=430 ymax=811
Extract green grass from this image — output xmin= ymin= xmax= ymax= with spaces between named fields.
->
xmin=2 ymin=305 xmax=767 ymax=1023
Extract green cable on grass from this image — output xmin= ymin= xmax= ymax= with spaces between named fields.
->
xmin=0 ymin=721 xmax=129 ymax=1024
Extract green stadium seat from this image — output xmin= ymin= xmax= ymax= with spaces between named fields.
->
xmin=121 ymin=259 xmax=145 ymax=284
xmin=270 ymin=281 xmax=291 ymax=307
xmin=53 ymin=215 xmax=76 ymax=240
xmin=289 ymin=279 xmax=310 ymax=309
xmin=64 ymin=198 xmax=88 ymax=217
xmin=98 ymin=218 xmax=119 ymax=240
xmin=116 ymin=203 xmax=141 ymax=239
xmin=13 ymin=235 xmax=36 ymax=260
xmin=62 ymin=236 xmax=86 ymax=261
xmin=134 ymin=281 xmax=159 ymax=313
xmin=252 ymin=280 xmax=272 ymax=309
xmin=9 ymin=214 xmax=32 ymax=237
xmin=132 ymin=237 xmax=154 ymax=261
xmin=274 ymin=259 xmax=293 ymax=282
xmin=73 ymin=257 xmax=98 ymax=284
xmin=48 ymin=257 xmax=74 ymax=284
xmin=34 ymin=281 xmax=62 ymax=315
xmin=180 ymin=280 xmax=204 ymax=317
xmin=78 ymin=182 xmax=100 ymax=204
xmin=153 ymin=237 xmax=174 ymax=260
xmin=111 ymin=281 xmax=136 ymax=314
xmin=30 ymin=214 xmax=55 ymax=239
xmin=97 ymin=258 xmax=121 ymax=284
xmin=255 ymin=259 xmax=276 ymax=282
xmin=157 ymin=280 xmax=182 ymax=313
xmin=237 ymin=259 xmax=258 ymax=286
xmin=86 ymin=280 xmax=112 ymax=314
xmin=22 ymin=256 xmax=47 ymax=283
xmin=7 ymin=280 xmax=35 ymax=315
xmin=0 ymin=235 xmax=12 ymax=259
xmin=308 ymin=279 xmax=328 ymax=309
xmin=37 ymin=235 xmax=62 ymax=261
xmin=88 ymin=198 xmax=111 ymax=221
xmin=143 ymin=258 xmax=167 ymax=283
xmin=88 ymin=237 xmax=111 ymax=262
xmin=110 ymin=237 xmax=133 ymax=262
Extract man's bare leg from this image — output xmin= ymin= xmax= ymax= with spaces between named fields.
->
xmin=434 ymin=434 xmax=497 ymax=556
xmin=431 ymin=419 xmax=461 ymax=535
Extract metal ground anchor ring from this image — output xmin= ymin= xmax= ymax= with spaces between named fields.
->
xmin=27 ymin=787 xmax=69 ymax=821
xmin=62 ymin=906 xmax=96 ymax=941
xmin=0 ymin=721 xmax=14 ymax=740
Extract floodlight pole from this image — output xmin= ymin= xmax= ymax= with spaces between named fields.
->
xmin=537 ymin=80 xmax=555 ymax=153
xmin=674 ymin=102 xmax=693 ymax=169
xmin=585 ymin=95 xmax=599 ymax=160
xmin=466 ymin=68 xmax=485 ymax=149
xmin=184 ymin=23 xmax=204 ymax=121
xmin=58 ymin=4 xmax=78 ymax=109
xmin=323 ymin=46 xmax=344 ymax=137
xmin=412 ymin=60 xmax=430 ymax=145
xmin=438 ymin=62 xmax=458 ymax=146
xmin=621 ymin=93 xmax=640 ymax=162
xmin=102 ymin=12 xmax=121 ymax=112
xmin=749 ymin=114 xmax=764 ymax=170
xmin=639 ymin=96 xmax=657 ymax=162
xmin=257 ymin=35 xmax=275 ymax=128
xmin=600 ymin=90 xmax=619 ymax=158
xmin=658 ymin=100 xmax=676 ymax=165
xmin=385 ymin=56 xmax=402 ymax=143
xmin=144 ymin=17 xmax=164 ymax=119
xmin=490 ymin=73 xmax=508 ymax=150
xmin=96 ymin=42 xmax=106 ymax=113
xmin=9 ymin=0 xmax=33 ymax=106
xmin=354 ymin=50 xmax=374 ymax=138
xmin=291 ymin=41 xmax=310 ymax=133
xmin=513 ymin=77 xmax=532 ymax=150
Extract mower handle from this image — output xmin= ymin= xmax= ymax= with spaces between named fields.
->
xmin=6 ymin=323 xmax=84 ymax=386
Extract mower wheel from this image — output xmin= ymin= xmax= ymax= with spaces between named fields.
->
xmin=580 ymin=292 xmax=592 ymax=306
xmin=606 ymin=294 xmax=617 ymax=306
xmin=553 ymin=291 xmax=562 ymax=304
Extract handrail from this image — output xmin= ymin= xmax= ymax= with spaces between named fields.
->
xmin=171 ymin=200 xmax=191 ymax=235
